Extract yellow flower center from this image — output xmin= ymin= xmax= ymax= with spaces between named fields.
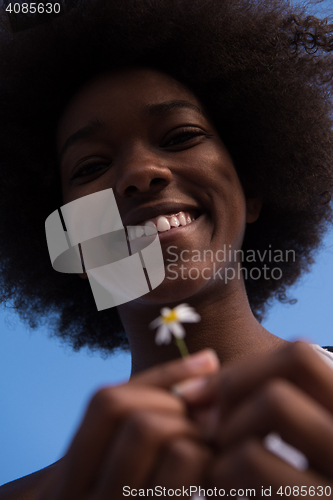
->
xmin=162 ymin=310 xmax=178 ymax=323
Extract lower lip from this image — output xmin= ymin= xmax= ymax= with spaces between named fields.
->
xmin=154 ymin=212 xmax=206 ymax=243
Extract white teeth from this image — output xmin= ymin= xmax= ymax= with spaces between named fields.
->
xmin=157 ymin=216 xmax=171 ymax=232
xmin=135 ymin=226 xmax=145 ymax=238
xmin=144 ymin=221 xmax=157 ymax=236
xmin=178 ymin=212 xmax=187 ymax=225
xmin=127 ymin=211 xmax=198 ymax=240
xmin=169 ymin=216 xmax=180 ymax=227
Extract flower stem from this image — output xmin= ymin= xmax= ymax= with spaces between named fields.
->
xmin=174 ymin=338 xmax=189 ymax=358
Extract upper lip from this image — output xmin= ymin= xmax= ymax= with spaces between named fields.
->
xmin=122 ymin=202 xmax=203 ymax=226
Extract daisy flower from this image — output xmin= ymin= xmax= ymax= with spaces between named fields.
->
xmin=149 ymin=303 xmax=201 ymax=357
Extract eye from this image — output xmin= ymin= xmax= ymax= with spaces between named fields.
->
xmin=71 ymin=161 xmax=111 ymax=180
xmin=163 ymin=128 xmax=206 ymax=148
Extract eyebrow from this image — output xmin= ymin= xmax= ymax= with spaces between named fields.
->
xmin=144 ymin=100 xmax=207 ymax=118
xmin=59 ymin=118 xmax=106 ymax=162
xmin=59 ymin=100 xmax=207 ymax=162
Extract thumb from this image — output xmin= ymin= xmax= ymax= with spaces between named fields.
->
xmin=130 ymin=349 xmax=220 ymax=390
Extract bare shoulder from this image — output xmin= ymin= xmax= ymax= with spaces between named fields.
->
xmin=0 ymin=460 xmax=61 ymax=500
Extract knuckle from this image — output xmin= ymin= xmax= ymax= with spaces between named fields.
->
xmin=258 ymin=379 xmax=291 ymax=421
xmin=260 ymin=379 xmax=288 ymax=406
xmin=208 ymin=441 xmax=261 ymax=488
xmin=233 ymin=439 xmax=263 ymax=473
xmin=89 ymin=386 xmax=125 ymax=418
xmin=285 ymin=341 xmax=316 ymax=371
xmin=155 ymin=363 xmax=175 ymax=384
xmin=164 ymin=438 xmax=199 ymax=465
xmin=124 ymin=410 xmax=157 ymax=441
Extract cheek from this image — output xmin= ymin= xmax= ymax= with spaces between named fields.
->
xmin=204 ymin=155 xmax=248 ymax=247
xmin=182 ymin=143 xmax=247 ymax=249
xmin=216 ymin=183 xmax=247 ymax=252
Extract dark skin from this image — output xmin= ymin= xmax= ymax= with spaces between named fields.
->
xmin=177 ymin=342 xmax=333 ymax=494
xmin=58 ymin=67 xmax=287 ymax=371
xmin=2 ymin=68 xmax=333 ymax=499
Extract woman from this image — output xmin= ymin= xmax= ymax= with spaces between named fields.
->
xmin=1 ymin=0 xmax=333 ymax=497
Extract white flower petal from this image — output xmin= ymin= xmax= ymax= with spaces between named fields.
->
xmin=169 ymin=321 xmax=185 ymax=339
xmin=149 ymin=317 xmax=163 ymax=329
xmin=176 ymin=309 xmax=195 ymax=318
xmin=155 ymin=324 xmax=172 ymax=345
xmin=161 ymin=307 xmax=172 ymax=317
xmin=177 ymin=310 xmax=192 ymax=318
xmin=180 ymin=312 xmax=201 ymax=323
xmin=175 ymin=305 xmax=198 ymax=318
xmin=174 ymin=303 xmax=191 ymax=314
xmin=176 ymin=308 xmax=201 ymax=321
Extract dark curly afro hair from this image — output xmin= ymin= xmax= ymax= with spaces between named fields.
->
xmin=0 ymin=0 xmax=333 ymax=353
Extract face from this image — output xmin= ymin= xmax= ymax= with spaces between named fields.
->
xmin=57 ymin=68 xmax=260 ymax=305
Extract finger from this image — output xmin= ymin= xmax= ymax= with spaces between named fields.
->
xmin=34 ymin=466 xmax=59 ymax=500
xmin=214 ymin=378 xmax=333 ymax=477
xmin=131 ymin=348 xmax=219 ymax=389
xmin=175 ymin=342 xmax=333 ymax=414
xmin=147 ymin=438 xmax=212 ymax=492
xmin=208 ymin=438 xmax=332 ymax=498
xmin=93 ymin=412 xmax=202 ymax=499
xmin=44 ymin=350 xmax=219 ymax=500
xmin=53 ymin=385 xmax=187 ymax=499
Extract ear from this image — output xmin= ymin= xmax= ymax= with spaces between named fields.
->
xmin=246 ymin=196 xmax=262 ymax=223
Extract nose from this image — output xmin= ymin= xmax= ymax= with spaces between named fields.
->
xmin=115 ymin=151 xmax=173 ymax=198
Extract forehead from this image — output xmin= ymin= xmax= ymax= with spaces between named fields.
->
xmin=57 ymin=68 xmax=201 ymax=147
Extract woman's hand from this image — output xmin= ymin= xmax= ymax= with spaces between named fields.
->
xmin=36 ymin=349 xmax=219 ymax=500
xmin=175 ymin=342 xmax=333 ymax=497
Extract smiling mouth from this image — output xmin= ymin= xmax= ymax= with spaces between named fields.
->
xmin=127 ymin=210 xmax=201 ymax=240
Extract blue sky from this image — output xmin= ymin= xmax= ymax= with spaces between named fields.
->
xmin=1 ymin=0 xmax=333 ymax=488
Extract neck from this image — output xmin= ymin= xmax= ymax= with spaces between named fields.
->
xmin=117 ymin=278 xmax=288 ymax=375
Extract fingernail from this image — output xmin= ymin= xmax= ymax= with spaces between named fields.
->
xmin=172 ymin=376 xmax=208 ymax=400
xmin=184 ymin=349 xmax=220 ymax=372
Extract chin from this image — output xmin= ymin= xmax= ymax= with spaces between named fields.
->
xmin=136 ymin=264 xmax=215 ymax=306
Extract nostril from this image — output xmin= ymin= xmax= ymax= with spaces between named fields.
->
xmin=125 ymin=185 xmax=138 ymax=196
xmin=121 ymin=176 xmax=169 ymax=197
xmin=150 ymin=177 xmax=168 ymax=187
